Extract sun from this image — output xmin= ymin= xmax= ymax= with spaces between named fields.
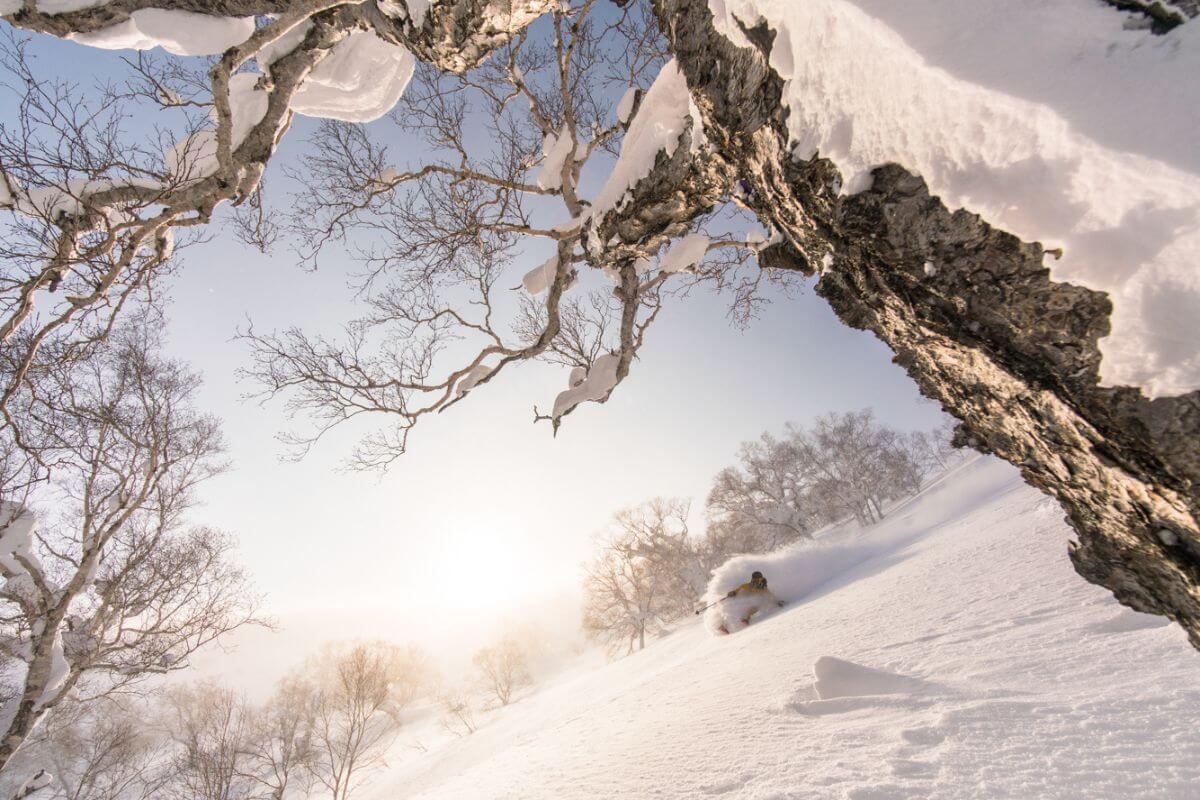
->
xmin=428 ymin=524 xmax=548 ymax=616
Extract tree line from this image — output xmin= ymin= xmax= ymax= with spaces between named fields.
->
xmin=2 ymin=629 xmax=546 ymax=800
xmin=582 ymin=410 xmax=961 ymax=654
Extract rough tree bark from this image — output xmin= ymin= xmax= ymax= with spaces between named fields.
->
xmin=653 ymin=0 xmax=1200 ymax=648
xmin=1101 ymin=0 xmax=1199 ymax=33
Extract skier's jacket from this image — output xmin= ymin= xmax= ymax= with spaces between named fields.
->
xmin=728 ymin=576 xmax=771 ymax=597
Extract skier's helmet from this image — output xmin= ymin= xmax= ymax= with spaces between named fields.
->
xmin=751 ymin=571 xmax=764 ymax=580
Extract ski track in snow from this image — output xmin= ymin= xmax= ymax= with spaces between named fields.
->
xmin=365 ymin=457 xmax=1200 ymax=799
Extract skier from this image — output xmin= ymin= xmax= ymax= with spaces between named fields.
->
xmin=717 ymin=571 xmax=784 ymax=633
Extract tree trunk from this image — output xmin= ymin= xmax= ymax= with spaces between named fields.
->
xmin=655 ymin=0 xmax=1200 ymax=648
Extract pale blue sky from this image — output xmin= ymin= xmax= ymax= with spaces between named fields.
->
xmin=15 ymin=31 xmax=946 ymax=684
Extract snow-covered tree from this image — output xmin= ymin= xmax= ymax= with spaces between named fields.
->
xmin=0 ymin=324 xmax=259 ymax=777
xmin=801 ymin=410 xmax=922 ymax=526
xmin=705 ymin=411 xmax=926 ymax=553
xmin=0 ymin=0 xmax=556 ymax=434
xmin=303 ymin=641 xmax=427 ymax=800
xmin=613 ymin=498 xmax=707 ymax=607
xmin=238 ymin=1 xmax=778 ymax=467
xmin=582 ymin=499 xmax=703 ymax=654
xmin=905 ymin=420 xmax=962 ymax=479
xmin=472 ymin=635 xmax=531 ymax=707
xmin=705 ymin=433 xmax=820 ymax=555
xmin=0 ymin=0 xmax=780 ymax=473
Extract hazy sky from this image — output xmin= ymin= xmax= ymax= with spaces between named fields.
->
xmin=20 ymin=32 xmax=947 ymax=691
xmin=164 ymin=217 xmax=945 ymax=690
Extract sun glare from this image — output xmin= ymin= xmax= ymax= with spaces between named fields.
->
xmin=430 ymin=523 xmax=548 ymax=617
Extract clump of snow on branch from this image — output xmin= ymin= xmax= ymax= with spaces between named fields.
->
xmin=553 ymin=353 xmax=620 ymax=419
xmin=166 ymin=72 xmax=268 ymax=180
xmin=456 ymin=363 xmax=493 ymax=397
xmin=709 ymin=0 xmax=1200 ymax=397
xmin=66 ymin=9 xmax=255 ymax=56
xmin=658 ymin=232 xmax=710 ymax=274
xmin=588 ymin=59 xmax=697 ymax=222
xmin=522 ymin=254 xmax=559 ymax=294
xmin=0 ymin=504 xmax=42 ymax=609
xmin=615 ymin=86 xmax=639 ymax=124
xmin=379 ymin=0 xmax=432 ymax=27
xmin=536 ymin=124 xmax=575 ymax=190
xmin=256 ymin=19 xmax=314 ymax=66
xmin=289 ymin=30 xmax=417 ymax=123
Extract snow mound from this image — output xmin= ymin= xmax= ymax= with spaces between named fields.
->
xmin=812 ymin=656 xmax=928 ymax=699
xmin=1086 ymin=610 xmax=1172 ymax=635
xmin=709 ymin=0 xmax=1200 ymax=397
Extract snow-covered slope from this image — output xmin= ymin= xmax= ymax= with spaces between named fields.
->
xmin=368 ymin=457 xmax=1200 ymax=799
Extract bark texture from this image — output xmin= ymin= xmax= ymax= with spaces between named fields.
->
xmin=1102 ymin=0 xmax=1199 ymax=33
xmin=656 ymin=0 xmax=1200 ymax=648
xmin=3 ymin=0 xmax=556 ymax=73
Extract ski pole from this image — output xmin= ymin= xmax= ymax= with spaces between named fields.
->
xmin=694 ymin=596 xmax=729 ymax=615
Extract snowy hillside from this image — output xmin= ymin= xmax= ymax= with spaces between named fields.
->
xmin=366 ymin=457 xmax=1199 ymax=799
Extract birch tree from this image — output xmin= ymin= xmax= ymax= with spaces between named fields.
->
xmin=472 ymin=635 xmax=530 ymax=707
xmin=582 ymin=500 xmax=702 ymax=654
xmin=163 ymin=682 xmax=254 ymax=800
xmin=706 ymin=434 xmax=820 ymax=555
xmin=0 ymin=325 xmax=259 ymax=777
xmin=239 ymin=0 xmax=775 ymax=467
xmin=304 ymin=641 xmax=426 ymax=800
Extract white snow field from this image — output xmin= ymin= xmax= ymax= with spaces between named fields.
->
xmin=366 ymin=456 xmax=1200 ymax=799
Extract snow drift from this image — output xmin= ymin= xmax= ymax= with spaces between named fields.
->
xmin=811 ymin=656 xmax=931 ymax=700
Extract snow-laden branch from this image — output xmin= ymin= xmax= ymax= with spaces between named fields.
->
xmin=239 ymin=2 xmax=789 ymax=465
xmin=0 ymin=0 xmax=555 ymax=443
xmin=0 ymin=0 xmax=782 ymax=470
